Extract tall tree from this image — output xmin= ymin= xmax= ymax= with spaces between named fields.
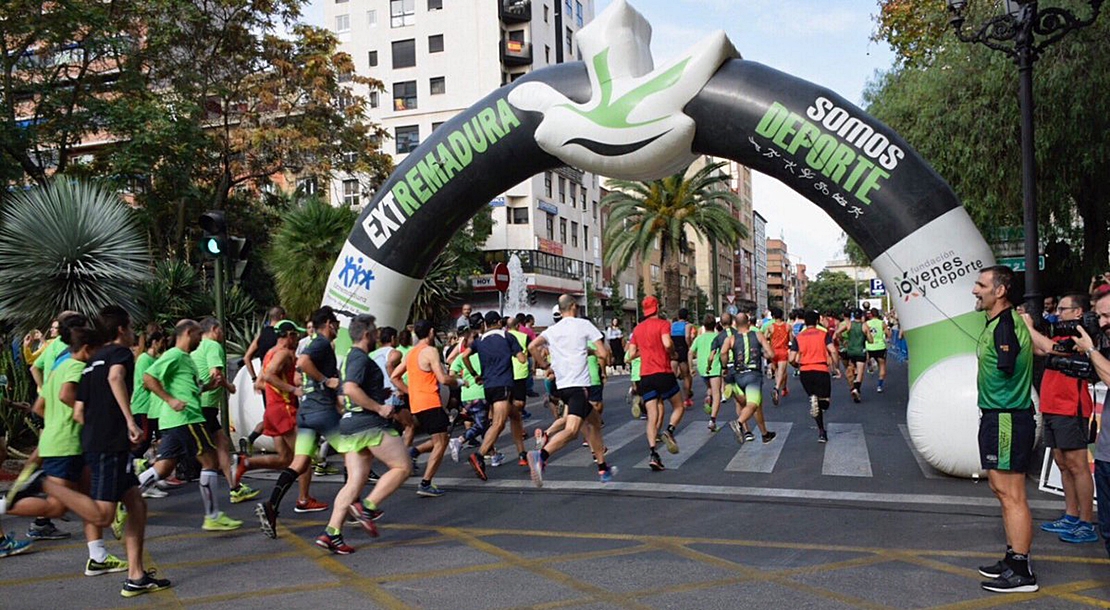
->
xmin=804 ymin=270 xmax=866 ymax=314
xmin=602 ymin=161 xmax=748 ymax=314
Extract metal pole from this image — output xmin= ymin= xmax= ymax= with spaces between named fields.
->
xmin=1016 ymin=7 xmax=1042 ymax=319
xmin=214 ymin=255 xmax=229 ymax=438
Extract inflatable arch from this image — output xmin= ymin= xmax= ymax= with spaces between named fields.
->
xmin=315 ymin=1 xmax=997 ymax=477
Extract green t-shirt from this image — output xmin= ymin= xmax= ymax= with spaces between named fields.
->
xmin=131 ymin=352 xmax=156 ymax=416
xmin=397 ymin=345 xmax=412 ymax=385
xmin=450 ymin=353 xmax=485 ymax=402
xmin=846 ymin=321 xmax=867 ymax=358
xmin=145 ymin=347 xmax=205 ymax=430
xmin=865 ymin=319 xmax=887 ymax=351
xmin=630 ymin=356 xmax=641 ymax=382
xmin=976 ymin=308 xmax=1032 ymax=411
xmin=588 ymin=353 xmax=602 ymax=386
xmin=691 ymin=330 xmax=721 ymax=377
xmin=192 ymin=338 xmax=226 ymax=409
xmin=34 ymin=338 xmax=68 ymax=374
xmin=39 ymin=356 xmax=85 ymax=458
xmin=509 ymin=329 xmax=530 ymax=381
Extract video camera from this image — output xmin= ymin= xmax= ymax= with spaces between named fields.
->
xmin=1046 ymin=311 xmax=1107 ymax=381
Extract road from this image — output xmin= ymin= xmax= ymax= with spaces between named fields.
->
xmin=1 ymin=360 xmax=1108 ymax=609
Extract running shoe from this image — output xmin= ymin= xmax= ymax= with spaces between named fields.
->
xmin=238 ymin=437 xmax=251 ymax=457
xmin=132 ymin=458 xmax=150 ymax=474
xmin=525 ymin=450 xmax=545 ymax=488
xmin=346 ymin=503 xmax=380 ymax=538
xmin=1059 ymin=522 xmax=1099 ymax=543
xmin=1040 ymin=515 xmax=1078 ymax=534
xmin=0 ymin=534 xmax=31 ymax=559
xmin=761 ymin=431 xmax=777 ymax=444
xmin=518 ymin=451 xmax=528 ymax=467
xmin=728 ymin=420 xmax=745 ymax=446
xmin=255 ymin=501 xmax=278 ymax=539
xmin=707 ymin=421 xmax=718 ymax=433
xmin=142 ymin=487 xmax=168 ymax=499
xmin=294 ymin=497 xmax=329 ymax=513
xmin=744 ymin=430 xmax=755 ymax=442
xmin=534 ymin=428 xmax=547 ymax=451
xmin=851 ymin=389 xmax=861 ymax=403
xmin=809 ymin=395 xmax=820 ymax=418
xmin=648 ymin=452 xmax=665 ymax=471
xmin=313 ymin=462 xmax=340 ymax=476
xmin=684 ymin=397 xmax=694 ymax=408
xmin=417 ymin=483 xmax=445 ymax=497
xmin=449 ymin=437 xmax=462 ymax=463
xmin=468 ymin=453 xmax=488 ymax=481
xmin=980 ymin=569 xmax=1037 ymax=593
xmin=782 ymin=387 xmax=789 ymax=397
xmin=818 ymin=430 xmax=828 ymax=443
xmin=27 ymin=521 xmax=69 ymax=540
xmin=157 ymin=476 xmax=186 ymax=490
xmin=85 ymin=554 xmax=128 ymax=576
xmin=598 ymin=465 xmax=618 ymax=483
xmin=703 ymin=399 xmax=712 ymax=415
xmin=661 ymin=430 xmax=679 ymax=454
xmin=978 ymin=559 xmax=1007 ymax=578
xmin=771 ymin=388 xmax=780 ymax=406
xmin=315 ymin=533 xmax=356 ymax=554
xmin=120 ymin=569 xmax=172 ymax=598
xmin=230 ymin=484 xmax=260 ymax=504
xmin=488 ymin=452 xmax=506 ymax=467
xmin=877 ymin=381 xmax=884 ymax=393
xmin=202 ymin=512 xmax=243 ymax=531
xmin=111 ymin=504 xmax=128 ymax=540
xmin=631 ymin=395 xmax=643 ymax=419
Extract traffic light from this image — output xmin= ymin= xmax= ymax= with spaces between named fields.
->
xmin=527 ymin=288 xmax=537 ymax=305
xmin=228 ymin=236 xmax=251 ymax=283
xmin=199 ymin=211 xmax=227 ymax=258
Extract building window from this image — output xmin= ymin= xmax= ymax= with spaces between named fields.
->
xmin=428 ymin=34 xmax=444 ymax=53
xmin=395 ymin=125 xmax=419 ymax=154
xmin=565 ymin=0 xmax=572 ymax=15
xmin=338 ymin=69 xmax=352 ymax=83
xmin=431 ymin=121 xmax=444 ymax=132
xmin=429 ymin=76 xmax=445 ymax=95
xmin=571 ymin=221 xmax=579 ymax=247
xmin=558 ymin=177 xmax=565 ymax=203
xmin=544 ymin=172 xmax=552 ymax=198
xmin=545 ymin=45 xmax=551 ymax=63
xmin=369 ymin=91 xmax=379 ymax=108
xmin=390 ymin=0 xmax=415 ymax=27
xmin=559 ymin=218 xmax=567 ymax=243
xmin=342 ymin=151 xmax=358 ymax=164
xmin=624 ymin=283 xmax=634 ymax=300
xmin=392 ymin=39 xmax=416 ymax=68
xmin=368 ymin=50 xmax=378 ymax=67
xmin=583 ymin=225 xmax=589 ymax=251
xmin=297 ymin=177 xmax=318 ymax=196
xmin=576 ymin=0 xmax=583 ymax=26
xmin=566 ymin=27 xmax=573 ymax=53
xmin=651 ymin=265 xmax=660 ymax=281
xmin=544 ymin=4 xmax=549 ymax=22
xmin=545 ymin=213 xmax=555 ymax=240
xmin=591 ymin=201 xmax=597 ymax=220
xmin=428 ymin=0 xmax=442 ymax=9
xmin=342 ymin=179 xmax=360 ymax=206
xmin=393 ymin=80 xmax=417 ymax=110
xmin=509 ymin=207 xmax=529 ymax=224
xmin=368 ymin=9 xmax=377 ymax=25
xmin=335 ymin=14 xmax=350 ymax=32
xmin=336 ymin=0 xmax=348 ymax=3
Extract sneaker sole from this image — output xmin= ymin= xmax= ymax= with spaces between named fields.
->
xmin=202 ymin=524 xmax=243 ymax=531
xmin=981 ymin=582 xmax=1038 ymax=593
xmin=293 ymin=505 xmax=329 ymax=513
xmin=526 ymin=453 xmax=544 ymax=488
xmin=662 ymin=434 xmax=679 ymax=454
xmin=230 ymin=491 xmax=261 ymax=504
xmin=255 ymin=504 xmax=278 ymax=539
xmin=468 ymin=455 xmax=488 ymax=481
xmin=1060 ymin=534 xmax=1100 ymax=543
xmin=649 ymin=462 xmax=665 ymax=472
xmin=121 ymin=584 xmax=171 ymax=598
xmin=314 ymin=538 xmax=355 ymax=555
xmin=346 ymin=504 xmax=379 ymax=538
xmin=86 ymin=566 xmax=129 ymax=576
xmin=0 ymin=546 xmax=31 ymax=558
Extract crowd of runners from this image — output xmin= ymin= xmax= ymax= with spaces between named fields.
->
xmin=0 ymin=295 xmax=895 ymax=597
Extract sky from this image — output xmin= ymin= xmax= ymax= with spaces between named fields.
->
xmin=303 ymin=0 xmax=897 ymax=274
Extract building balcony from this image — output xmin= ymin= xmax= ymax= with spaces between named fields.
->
xmin=499 ymin=0 xmax=532 ymax=23
xmin=500 ymin=40 xmax=532 ymax=66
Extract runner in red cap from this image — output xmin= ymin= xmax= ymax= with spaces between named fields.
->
xmin=625 ymin=296 xmax=685 ymax=471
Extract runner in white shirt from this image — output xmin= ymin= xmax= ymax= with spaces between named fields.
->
xmin=525 ymin=294 xmax=615 ymax=488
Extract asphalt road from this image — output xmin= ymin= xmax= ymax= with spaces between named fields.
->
xmin=1 ymin=360 xmax=1108 ymax=609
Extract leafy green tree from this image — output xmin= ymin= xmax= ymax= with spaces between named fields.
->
xmin=0 ymin=179 xmax=150 ymax=328
xmin=842 ymin=234 xmax=871 ymax=267
xmin=804 ymin=270 xmax=865 ymax=313
xmin=266 ymin=197 xmax=357 ymax=323
xmin=603 ymin=161 xmax=748 ymax=314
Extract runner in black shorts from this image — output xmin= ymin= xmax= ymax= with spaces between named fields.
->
xmin=628 ymin=296 xmax=686 ymax=471
xmin=789 ymin=311 xmax=836 ymax=443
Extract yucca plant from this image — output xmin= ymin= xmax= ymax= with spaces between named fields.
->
xmin=266 ymin=197 xmax=357 ymax=322
xmin=137 ymin=258 xmax=207 ymax=328
xmin=410 ymin=249 xmax=461 ymax=324
xmin=0 ymin=179 xmax=151 ymax=328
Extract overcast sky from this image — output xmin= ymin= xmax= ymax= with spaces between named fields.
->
xmin=303 ymin=0 xmax=898 ymax=273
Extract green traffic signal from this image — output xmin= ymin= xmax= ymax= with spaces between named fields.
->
xmin=201 ymin=235 xmax=224 ymax=257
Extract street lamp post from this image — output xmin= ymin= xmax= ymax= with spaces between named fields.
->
xmin=945 ymin=0 xmax=1102 ymax=319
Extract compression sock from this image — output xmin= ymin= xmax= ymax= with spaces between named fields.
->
xmin=666 ymin=424 xmax=676 ymax=435
xmin=269 ymin=468 xmax=298 ymax=508
xmin=1005 ymin=552 xmax=1032 ymax=577
xmin=88 ymin=539 xmax=109 ymax=562
xmin=247 ymin=430 xmax=262 ymax=446
xmin=199 ymin=469 xmax=219 ymax=519
xmin=137 ymin=467 xmax=161 ymax=492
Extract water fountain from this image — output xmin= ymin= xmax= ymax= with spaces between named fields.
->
xmin=502 ymin=253 xmax=529 ymax=315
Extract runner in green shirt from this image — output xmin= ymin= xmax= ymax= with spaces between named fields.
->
xmin=688 ymin=315 xmax=721 ymax=431
xmin=838 ymin=309 xmax=868 ymax=403
xmin=136 ymin=319 xmax=242 ymax=532
xmin=448 ymin=350 xmax=487 ymax=462
xmin=864 ymin=309 xmax=890 ymax=393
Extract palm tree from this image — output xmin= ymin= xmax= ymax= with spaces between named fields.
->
xmin=0 ymin=179 xmax=151 ymax=329
xmin=602 ymin=160 xmax=748 ymax=314
xmin=266 ymin=197 xmax=357 ymax=322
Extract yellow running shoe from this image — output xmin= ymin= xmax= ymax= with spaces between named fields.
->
xmin=229 ymin=484 xmax=260 ymax=504
xmin=202 ymin=512 xmax=243 ymax=531
xmin=111 ymin=504 xmax=128 ymax=540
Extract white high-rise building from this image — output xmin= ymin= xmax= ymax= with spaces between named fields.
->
xmin=324 ymin=0 xmax=601 ymax=325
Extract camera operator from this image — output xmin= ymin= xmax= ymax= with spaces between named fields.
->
xmin=1021 ymin=293 xmax=1099 ymax=545
xmin=1071 ymin=291 xmax=1110 ymax=559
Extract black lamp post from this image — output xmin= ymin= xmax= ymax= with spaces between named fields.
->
xmin=946 ymin=0 xmax=1102 ymax=319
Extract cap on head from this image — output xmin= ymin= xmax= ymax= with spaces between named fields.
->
xmin=273 ymin=319 xmax=306 ymax=335
xmin=641 ymin=296 xmax=659 ymax=317
xmin=468 ymin=312 xmax=485 ymax=329
xmin=483 ymin=311 xmax=501 ymax=327
xmin=552 ymin=304 xmax=562 ymax=321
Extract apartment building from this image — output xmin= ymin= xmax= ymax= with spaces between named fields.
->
xmin=767 ymin=238 xmax=795 ymax=312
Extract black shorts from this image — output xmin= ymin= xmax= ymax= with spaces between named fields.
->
xmin=415 ymin=407 xmax=450 ymax=435
xmin=297 ymin=408 xmax=341 ymax=437
xmin=978 ymin=408 xmax=1036 ymax=472
xmin=555 ymin=387 xmax=592 ymax=419
xmin=158 ymin=423 xmax=216 ymax=462
xmin=640 ymin=373 xmax=679 ymax=403
xmin=86 ymin=451 xmax=138 ymax=502
xmin=673 ymin=342 xmax=689 ymax=364
xmin=847 ymin=352 xmax=866 ymax=364
xmin=1042 ymin=413 xmax=1090 ymax=451
xmin=202 ymin=408 xmax=221 ymax=434
xmin=484 ymin=386 xmax=512 ymax=405
xmin=588 ymin=384 xmax=604 ymax=404
xmin=799 ymin=370 xmax=832 ymax=399
xmin=512 ymin=379 xmax=528 ymax=403
xmin=867 ymin=349 xmax=887 ymax=360
xmin=42 ymin=455 xmax=86 ymax=482
xmin=148 ymin=417 xmax=160 ymax=441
